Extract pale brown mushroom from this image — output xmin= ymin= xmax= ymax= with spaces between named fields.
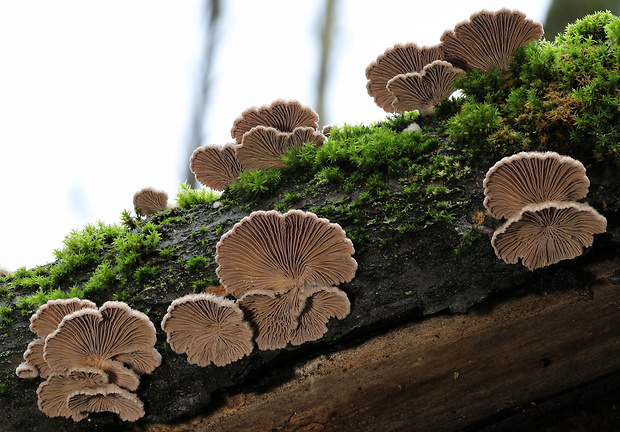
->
xmin=29 ymin=298 xmax=97 ymax=338
xmin=365 ymin=42 xmax=444 ymax=113
xmin=190 ymin=143 xmax=243 ymax=191
xmin=133 ymin=187 xmax=169 ymax=216
xmin=387 ymin=60 xmax=465 ymax=115
xmin=66 ymin=384 xmax=145 ymax=422
xmin=217 ymin=210 xmax=357 ymax=350
xmin=216 ymin=210 xmax=357 ymax=299
xmin=483 ymin=151 xmax=590 ymax=219
xmin=36 ymin=366 xmax=109 ymax=420
xmin=15 ymin=362 xmax=38 ymax=379
xmin=491 ymin=201 xmax=607 ymax=270
xmin=230 ymin=99 xmax=319 ymax=144
xmin=161 ymin=293 xmax=254 ymax=367
xmin=44 ymin=301 xmax=161 ymax=385
xmin=237 ymin=126 xmax=326 ymax=170
xmin=20 ymin=338 xmax=50 ymax=378
xmin=440 ymin=9 xmax=544 ymax=75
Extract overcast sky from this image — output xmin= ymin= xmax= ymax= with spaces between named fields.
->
xmin=0 ymin=0 xmax=551 ymax=270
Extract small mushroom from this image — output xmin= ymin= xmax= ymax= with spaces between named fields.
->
xmin=491 ymin=201 xmax=607 ymax=270
xmin=386 ymin=60 xmax=465 ymax=115
xmin=36 ymin=366 xmax=109 ymax=420
xmin=161 ymin=293 xmax=254 ymax=367
xmin=66 ymin=384 xmax=145 ymax=422
xmin=133 ymin=187 xmax=169 ymax=216
xmin=43 ymin=301 xmax=161 ymax=386
xmin=483 ymin=151 xmax=590 ymax=219
xmin=236 ymin=126 xmax=326 ymax=170
xmin=230 ymin=99 xmax=319 ymax=144
xmin=15 ymin=362 xmax=39 ymax=379
xmin=190 ymin=143 xmax=243 ymax=191
xmin=440 ymin=9 xmax=544 ymax=75
xmin=365 ymin=43 xmax=444 ymax=113
xmin=216 ymin=210 xmax=357 ymax=350
xmin=21 ymin=338 xmax=50 ymax=378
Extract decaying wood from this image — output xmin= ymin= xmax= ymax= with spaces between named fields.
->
xmin=137 ymin=257 xmax=620 ymax=432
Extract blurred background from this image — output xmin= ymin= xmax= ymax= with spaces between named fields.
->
xmin=0 ymin=0 xmax=618 ymax=270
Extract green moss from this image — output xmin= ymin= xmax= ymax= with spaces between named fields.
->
xmin=185 ymin=256 xmax=210 ymax=274
xmin=175 ymin=181 xmax=221 ymax=209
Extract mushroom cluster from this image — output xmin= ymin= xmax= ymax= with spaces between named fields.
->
xmin=366 ymin=9 xmax=543 ymax=115
xmin=482 ymin=151 xmax=607 ymax=270
xmin=190 ymin=99 xmax=326 ymax=191
xmin=15 ymin=298 xmax=161 ymax=422
xmin=133 ymin=186 xmax=170 ymax=216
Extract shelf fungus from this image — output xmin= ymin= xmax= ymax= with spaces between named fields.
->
xmin=216 ymin=210 xmax=357 ymax=350
xmin=190 ymin=143 xmax=244 ymax=191
xmin=387 ymin=60 xmax=465 ymax=115
xmin=161 ymin=293 xmax=254 ymax=367
xmin=365 ymin=42 xmax=444 ymax=113
xmin=133 ymin=187 xmax=169 ymax=216
xmin=491 ymin=201 xmax=607 ymax=270
xmin=483 ymin=151 xmax=590 ymax=220
xmin=440 ymin=8 xmax=544 ymax=75
xmin=230 ymin=99 xmax=320 ymax=145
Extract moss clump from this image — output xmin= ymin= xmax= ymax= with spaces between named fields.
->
xmin=175 ymin=181 xmax=222 ymax=209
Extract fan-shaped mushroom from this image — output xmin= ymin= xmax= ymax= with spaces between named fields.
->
xmin=190 ymin=143 xmax=243 ymax=191
xmin=491 ymin=201 xmax=607 ymax=270
xmin=440 ymin=8 xmax=543 ymax=75
xmin=161 ymin=293 xmax=254 ymax=367
xmin=387 ymin=60 xmax=465 ymax=115
xmin=366 ymin=43 xmax=443 ymax=113
xmin=66 ymin=384 xmax=145 ymax=422
xmin=237 ymin=126 xmax=326 ymax=170
xmin=483 ymin=151 xmax=590 ymax=219
xmin=230 ymin=99 xmax=319 ymax=144
xmin=216 ymin=210 xmax=357 ymax=350
xmin=133 ymin=187 xmax=169 ymax=216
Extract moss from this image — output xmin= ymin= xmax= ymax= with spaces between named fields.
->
xmin=175 ymin=181 xmax=222 ymax=209
xmin=185 ymin=256 xmax=210 ymax=274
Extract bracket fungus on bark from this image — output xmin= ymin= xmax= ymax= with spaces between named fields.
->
xmin=161 ymin=293 xmax=254 ymax=367
xmin=387 ymin=60 xmax=465 ymax=115
xmin=190 ymin=143 xmax=244 ymax=191
xmin=440 ymin=8 xmax=544 ymax=75
xmin=483 ymin=151 xmax=590 ymax=220
xmin=216 ymin=210 xmax=357 ymax=350
xmin=230 ymin=99 xmax=320 ymax=145
xmin=365 ymin=43 xmax=444 ymax=113
xmin=66 ymin=385 xmax=145 ymax=422
xmin=491 ymin=201 xmax=607 ymax=270
xmin=236 ymin=126 xmax=326 ymax=170
xmin=133 ymin=187 xmax=169 ymax=216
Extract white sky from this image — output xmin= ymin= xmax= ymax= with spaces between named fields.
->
xmin=0 ymin=0 xmax=551 ymax=270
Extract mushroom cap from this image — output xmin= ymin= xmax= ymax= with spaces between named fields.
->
xmin=44 ymin=301 xmax=161 ymax=377
xmin=386 ymin=60 xmax=465 ymax=115
xmin=29 ymin=298 xmax=97 ymax=338
xmin=190 ymin=143 xmax=243 ymax=191
xmin=440 ymin=8 xmax=544 ymax=74
xmin=365 ymin=43 xmax=444 ymax=113
xmin=36 ymin=366 xmax=109 ymax=419
xmin=161 ymin=293 xmax=254 ymax=367
xmin=230 ymin=99 xmax=319 ymax=144
xmin=491 ymin=201 xmax=607 ymax=270
xmin=483 ymin=151 xmax=590 ymax=219
xmin=15 ymin=362 xmax=39 ymax=379
xmin=66 ymin=384 xmax=145 ymax=422
xmin=216 ymin=210 xmax=357 ymax=299
xmin=290 ymin=286 xmax=351 ymax=346
xmin=133 ymin=187 xmax=169 ymax=216
xmin=237 ymin=126 xmax=326 ymax=170
xmin=22 ymin=338 xmax=50 ymax=378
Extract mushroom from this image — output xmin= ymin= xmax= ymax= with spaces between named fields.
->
xmin=190 ymin=143 xmax=243 ymax=191
xmin=230 ymin=99 xmax=320 ymax=145
xmin=236 ymin=126 xmax=326 ymax=170
xmin=36 ymin=366 xmax=109 ymax=420
xmin=66 ymin=384 xmax=145 ymax=422
xmin=491 ymin=201 xmax=607 ymax=270
xmin=43 ymin=301 xmax=161 ymax=387
xmin=386 ymin=60 xmax=465 ymax=115
xmin=161 ymin=293 xmax=254 ymax=367
xmin=440 ymin=9 xmax=544 ymax=75
xmin=133 ymin=187 xmax=169 ymax=216
xmin=216 ymin=210 xmax=357 ymax=350
xmin=365 ymin=42 xmax=444 ymax=113
xmin=16 ymin=298 xmax=97 ymax=379
xmin=483 ymin=151 xmax=590 ymax=219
